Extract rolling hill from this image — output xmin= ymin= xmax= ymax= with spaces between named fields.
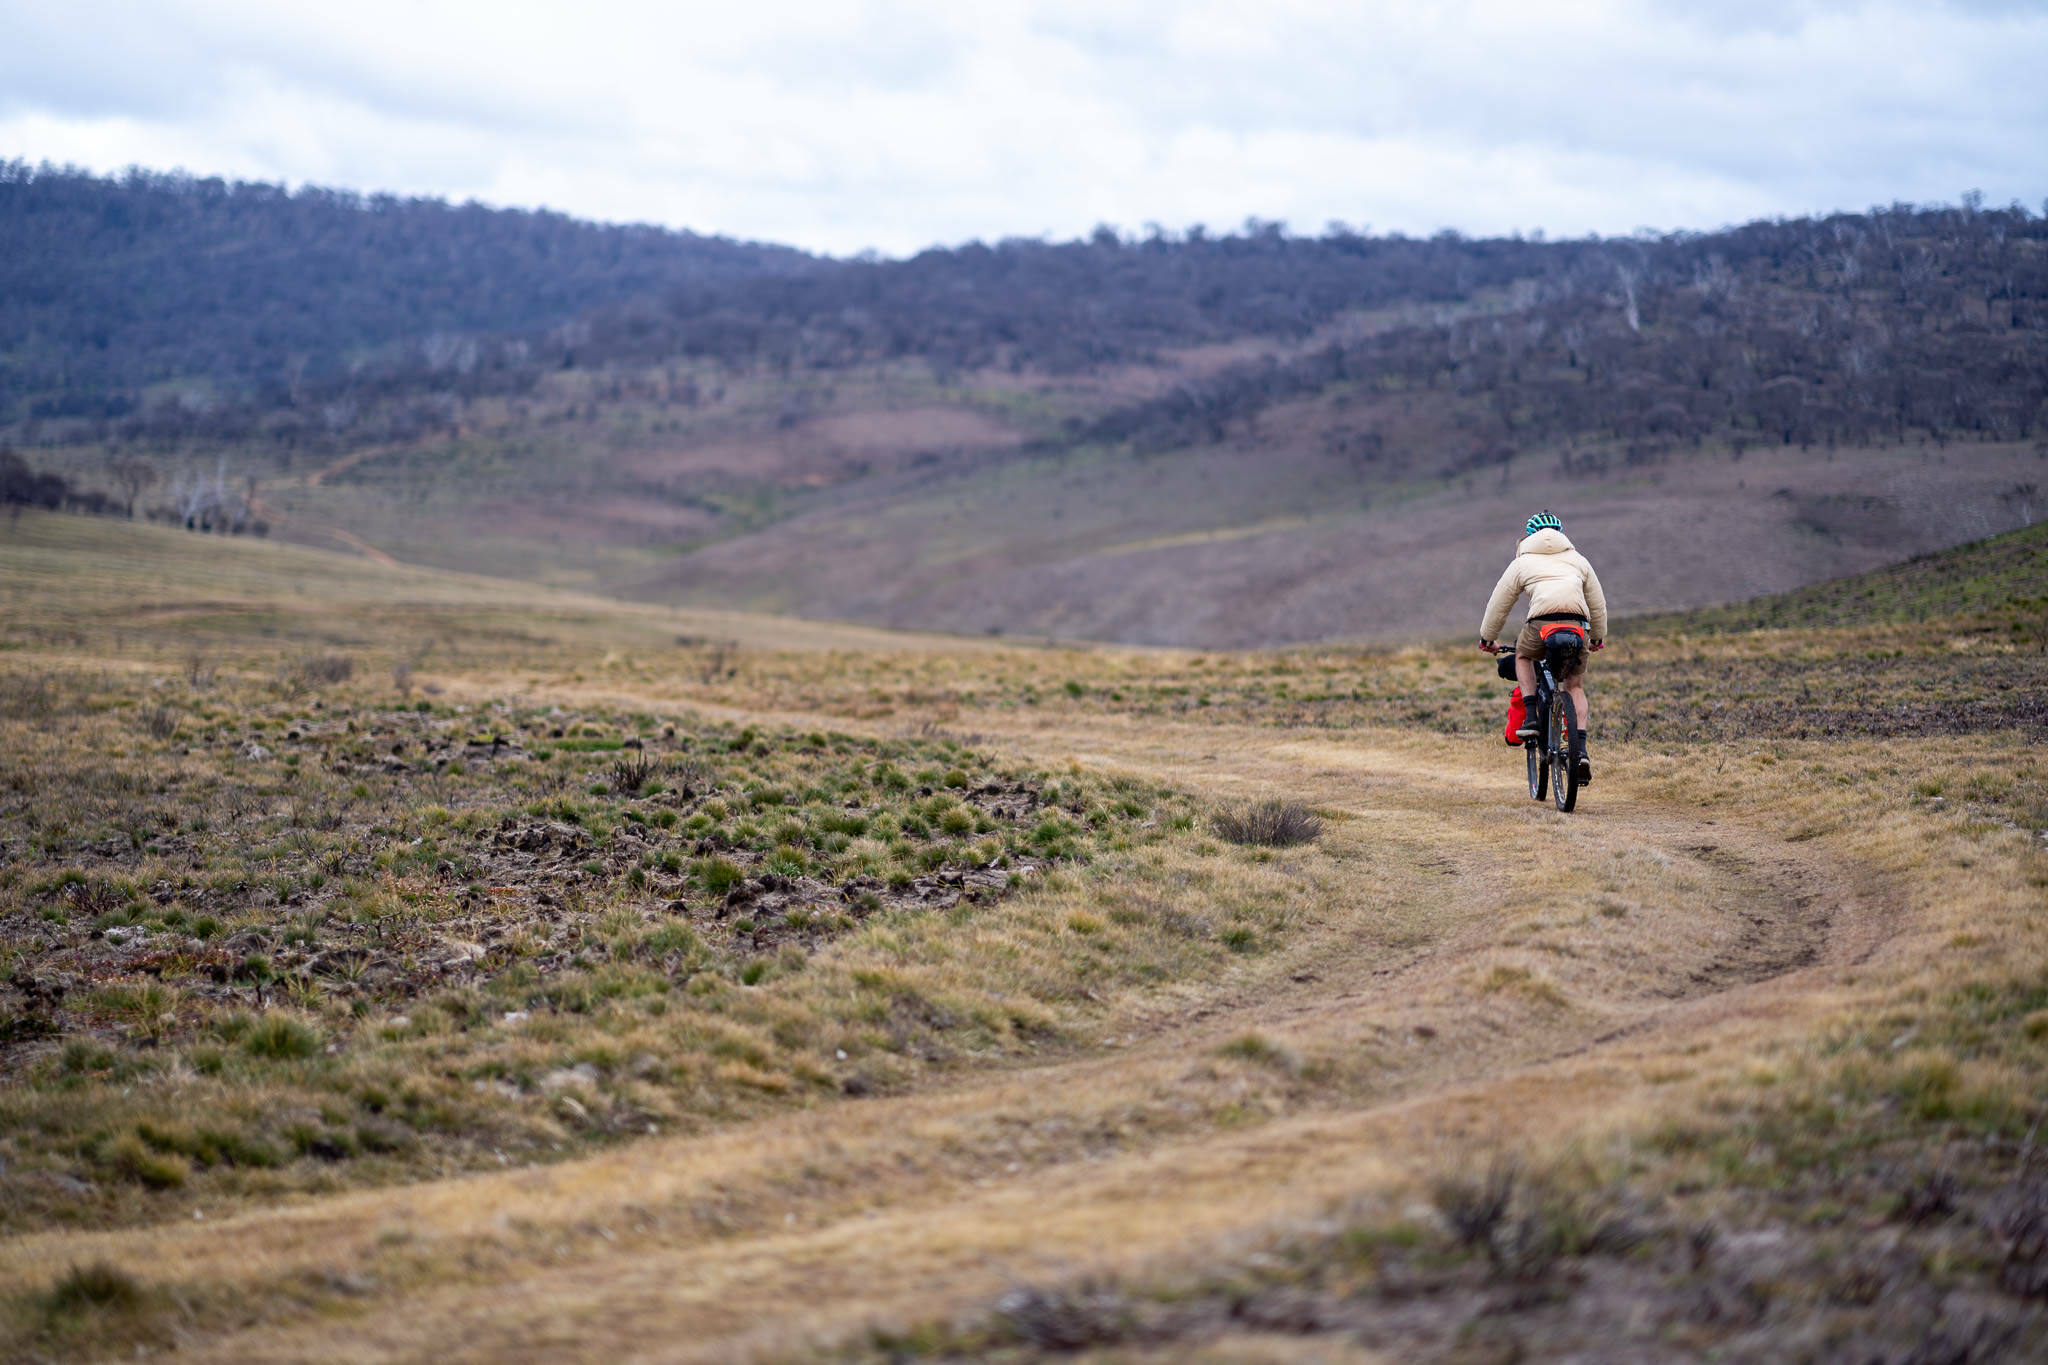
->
xmin=4 ymin=166 xmax=2044 ymax=645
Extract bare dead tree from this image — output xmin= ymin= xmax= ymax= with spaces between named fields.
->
xmin=106 ymin=456 xmax=156 ymax=518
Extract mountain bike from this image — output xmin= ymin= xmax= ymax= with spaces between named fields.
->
xmin=1486 ymin=629 xmax=1586 ymax=813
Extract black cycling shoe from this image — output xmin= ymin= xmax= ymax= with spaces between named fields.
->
xmin=1516 ymin=723 xmax=1540 ymax=739
xmin=1574 ymin=756 xmax=1592 ymax=786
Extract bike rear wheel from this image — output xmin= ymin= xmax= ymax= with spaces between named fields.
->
xmin=1526 ymin=696 xmax=1548 ymax=801
xmin=1550 ymin=691 xmax=1578 ymax=813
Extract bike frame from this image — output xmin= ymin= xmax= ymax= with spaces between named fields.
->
xmin=1509 ymin=637 xmax=1581 ymax=813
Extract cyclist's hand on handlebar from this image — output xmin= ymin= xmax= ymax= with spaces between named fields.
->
xmin=1590 ymin=639 xmax=1605 ymax=651
xmin=1479 ymin=638 xmax=1497 ymax=653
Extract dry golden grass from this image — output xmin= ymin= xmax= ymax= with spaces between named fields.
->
xmin=1 ymin=511 xmax=2044 ymax=1361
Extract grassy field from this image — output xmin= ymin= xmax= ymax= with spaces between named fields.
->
xmin=2 ymin=510 xmax=2045 ymax=1362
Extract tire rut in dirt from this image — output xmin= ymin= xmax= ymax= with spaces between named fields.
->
xmin=1667 ymin=840 xmax=1836 ymax=996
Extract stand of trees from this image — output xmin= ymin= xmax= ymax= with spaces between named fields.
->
xmin=1 ymin=446 xmax=262 ymax=533
xmin=1085 ymin=202 xmax=2048 ymax=464
xmin=0 ymin=161 xmax=813 ymax=421
xmin=0 ymin=447 xmax=119 ymax=517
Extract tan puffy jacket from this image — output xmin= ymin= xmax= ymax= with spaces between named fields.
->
xmin=1481 ymin=529 xmax=1608 ymax=643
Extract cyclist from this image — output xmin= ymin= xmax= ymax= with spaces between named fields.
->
xmin=1479 ymin=511 xmax=1606 ymax=785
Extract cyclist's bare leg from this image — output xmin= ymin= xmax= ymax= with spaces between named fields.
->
xmin=1563 ymin=677 xmax=1592 ymax=781
xmin=1515 ymin=656 xmax=1537 ymax=697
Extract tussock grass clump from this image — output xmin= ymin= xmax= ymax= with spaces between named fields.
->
xmin=12 ymin=1258 xmax=176 ymax=1361
xmin=1211 ymin=799 xmax=1322 ymax=848
xmin=241 ymin=1013 xmax=322 ymax=1060
xmin=1215 ymin=1031 xmax=1298 ymax=1072
xmin=42 ymin=1261 xmax=145 ymax=1315
xmin=696 ymin=856 xmax=746 ymax=895
xmin=99 ymin=1135 xmax=189 ymax=1189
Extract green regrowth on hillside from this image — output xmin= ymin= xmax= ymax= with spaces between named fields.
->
xmin=1641 ymin=518 xmax=2048 ymax=635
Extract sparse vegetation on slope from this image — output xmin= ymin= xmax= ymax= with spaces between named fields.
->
xmin=0 ymin=663 xmax=1219 ymax=1231
xmin=1649 ymin=516 xmax=2048 ymax=634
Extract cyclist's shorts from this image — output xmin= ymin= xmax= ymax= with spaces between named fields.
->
xmin=1515 ymin=618 xmax=1590 ymax=676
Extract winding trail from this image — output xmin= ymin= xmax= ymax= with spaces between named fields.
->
xmin=8 ymin=714 xmax=1904 ymax=1363
xmin=243 ymin=486 xmax=402 ymax=568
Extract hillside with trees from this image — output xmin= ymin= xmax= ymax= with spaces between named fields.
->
xmin=0 ymin=161 xmax=813 ymax=422
xmin=3 ymin=164 xmax=2043 ymax=644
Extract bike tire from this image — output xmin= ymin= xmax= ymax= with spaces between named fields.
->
xmin=1527 ymin=698 xmax=1548 ymax=801
xmin=1551 ymin=691 xmax=1578 ymax=813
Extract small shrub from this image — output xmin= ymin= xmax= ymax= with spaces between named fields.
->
xmin=1893 ymin=1165 xmax=1961 ymax=1225
xmin=141 ymin=705 xmax=179 ymax=741
xmin=994 ymin=1285 xmax=1129 ymax=1351
xmin=1434 ymin=1160 xmax=1517 ymax=1250
xmin=609 ymin=753 xmax=657 ymax=795
xmin=292 ymin=653 xmax=355 ymax=687
xmin=1211 ymin=800 xmax=1322 ymax=848
xmin=0 ymin=671 xmax=58 ymax=718
xmin=64 ymin=878 xmax=128 ymax=919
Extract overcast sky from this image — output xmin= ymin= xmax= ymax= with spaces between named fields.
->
xmin=3 ymin=0 xmax=2042 ymax=256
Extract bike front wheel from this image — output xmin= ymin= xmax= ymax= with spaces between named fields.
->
xmin=1550 ymin=691 xmax=1579 ymax=813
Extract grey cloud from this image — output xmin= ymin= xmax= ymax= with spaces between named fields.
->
xmin=0 ymin=6 xmax=218 ymax=120
xmin=749 ymin=19 xmax=969 ymax=96
xmin=1 ymin=0 xmax=2040 ymax=254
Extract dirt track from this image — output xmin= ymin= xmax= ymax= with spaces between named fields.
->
xmin=9 ymin=715 xmax=1903 ymax=1363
